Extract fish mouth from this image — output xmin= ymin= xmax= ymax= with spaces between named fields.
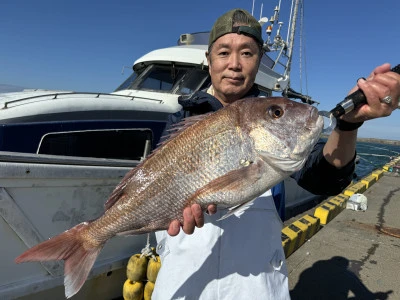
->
xmin=286 ymin=129 xmax=322 ymax=173
xmin=311 ymin=115 xmax=324 ymax=136
xmin=303 ymin=107 xmax=324 ymax=131
xmin=291 ymin=113 xmax=323 ymax=157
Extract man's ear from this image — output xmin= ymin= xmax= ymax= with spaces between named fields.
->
xmin=205 ymin=51 xmax=212 ymax=74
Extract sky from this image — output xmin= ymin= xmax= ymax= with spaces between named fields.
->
xmin=1 ymin=0 xmax=399 ymax=140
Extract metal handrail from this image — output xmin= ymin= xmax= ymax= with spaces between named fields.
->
xmin=1 ymin=91 xmax=163 ymax=109
xmin=0 ymin=151 xmax=139 ymax=168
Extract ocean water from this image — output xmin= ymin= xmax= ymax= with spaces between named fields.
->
xmin=355 ymin=141 xmax=400 ymax=179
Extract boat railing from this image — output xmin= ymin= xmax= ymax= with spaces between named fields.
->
xmin=0 ymin=151 xmax=140 ymax=168
xmin=1 ymin=92 xmax=163 ymax=109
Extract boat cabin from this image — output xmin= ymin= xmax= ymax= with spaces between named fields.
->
xmin=0 ymin=32 xmax=287 ymax=161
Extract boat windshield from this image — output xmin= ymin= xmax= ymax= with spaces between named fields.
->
xmin=114 ymin=73 xmax=137 ymax=91
xmin=115 ymin=64 xmax=210 ymax=95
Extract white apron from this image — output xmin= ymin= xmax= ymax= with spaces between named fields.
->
xmin=152 ymin=190 xmax=290 ymax=300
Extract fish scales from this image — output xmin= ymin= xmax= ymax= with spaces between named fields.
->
xmin=90 ymin=107 xmax=254 ymax=238
xmin=15 ymin=97 xmax=324 ymax=298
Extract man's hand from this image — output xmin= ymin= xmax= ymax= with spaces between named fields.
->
xmin=343 ymin=63 xmax=400 ymax=123
xmin=167 ymin=204 xmax=217 ymax=236
xmin=323 ymin=63 xmax=400 ymax=169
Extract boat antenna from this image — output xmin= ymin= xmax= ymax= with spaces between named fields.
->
xmin=121 ymin=66 xmax=132 ymax=75
xmin=271 ymin=1 xmax=280 ymax=25
xmin=298 ymin=1 xmax=309 ymax=97
xmin=281 ymin=0 xmax=315 ymax=102
xmin=285 ymin=0 xmax=300 ymax=79
xmin=264 ymin=1 xmax=282 ymax=49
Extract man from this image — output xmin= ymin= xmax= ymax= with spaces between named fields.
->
xmin=152 ymin=8 xmax=400 ymax=300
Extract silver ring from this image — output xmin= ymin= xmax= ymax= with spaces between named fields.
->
xmin=381 ymin=95 xmax=392 ymax=105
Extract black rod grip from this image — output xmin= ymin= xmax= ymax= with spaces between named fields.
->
xmin=330 ymin=64 xmax=400 ymax=118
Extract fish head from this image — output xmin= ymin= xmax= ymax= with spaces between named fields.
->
xmin=238 ymin=97 xmax=323 ymax=172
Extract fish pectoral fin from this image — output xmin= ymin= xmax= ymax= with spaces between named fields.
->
xmin=218 ymin=197 xmax=257 ymax=221
xmin=187 ymin=160 xmax=265 ymax=211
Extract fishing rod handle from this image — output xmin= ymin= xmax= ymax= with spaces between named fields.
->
xmin=331 ymin=64 xmax=400 ymax=118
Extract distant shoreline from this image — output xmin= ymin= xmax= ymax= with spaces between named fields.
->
xmin=322 ymin=135 xmax=400 ymax=145
xmin=356 ymin=137 xmax=400 ymax=145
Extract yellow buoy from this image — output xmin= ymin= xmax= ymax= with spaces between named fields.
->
xmin=127 ymin=254 xmax=148 ymax=282
xmin=147 ymin=255 xmax=161 ymax=283
xmin=122 ymin=279 xmax=144 ymax=300
xmin=144 ymin=281 xmax=155 ymax=300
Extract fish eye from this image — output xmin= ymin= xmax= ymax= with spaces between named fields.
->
xmin=268 ymin=105 xmax=284 ymax=119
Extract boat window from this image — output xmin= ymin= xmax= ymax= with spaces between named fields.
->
xmin=37 ymin=129 xmax=152 ymax=161
xmin=114 ymin=72 xmax=138 ymax=92
xmin=257 ymin=86 xmax=272 ymax=97
xmin=137 ymin=65 xmax=188 ymax=92
xmin=261 ymin=53 xmax=275 ymax=69
xmin=175 ymin=69 xmax=210 ymax=95
xmin=114 ymin=64 xmax=210 ymax=95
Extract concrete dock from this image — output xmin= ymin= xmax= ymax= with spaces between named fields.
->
xmin=286 ymin=172 xmax=400 ymax=299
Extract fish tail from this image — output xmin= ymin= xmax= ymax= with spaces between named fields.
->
xmin=15 ymin=222 xmax=103 ymax=299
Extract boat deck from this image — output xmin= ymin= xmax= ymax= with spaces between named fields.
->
xmin=286 ymin=172 xmax=400 ymax=299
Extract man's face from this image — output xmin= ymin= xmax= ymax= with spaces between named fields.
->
xmin=206 ymin=33 xmax=261 ymax=105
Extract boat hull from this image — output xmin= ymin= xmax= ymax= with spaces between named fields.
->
xmin=0 ymin=155 xmax=155 ymax=299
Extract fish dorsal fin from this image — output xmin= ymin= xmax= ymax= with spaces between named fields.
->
xmin=104 ymin=164 xmax=146 ymax=211
xmin=157 ymin=113 xmax=213 ymax=148
xmin=217 ymin=197 xmax=257 ymax=221
xmin=104 ymin=184 xmax=128 ymax=211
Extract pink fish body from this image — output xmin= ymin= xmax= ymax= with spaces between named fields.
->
xmin=15 ymin=97 xmax=323 ymax=298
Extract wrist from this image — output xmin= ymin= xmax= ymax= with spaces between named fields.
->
xmin=336 ymin=119 xmax=364 ymax=131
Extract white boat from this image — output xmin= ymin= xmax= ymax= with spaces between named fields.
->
xmin=0 ymin=1 xmax=318 ymax=299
